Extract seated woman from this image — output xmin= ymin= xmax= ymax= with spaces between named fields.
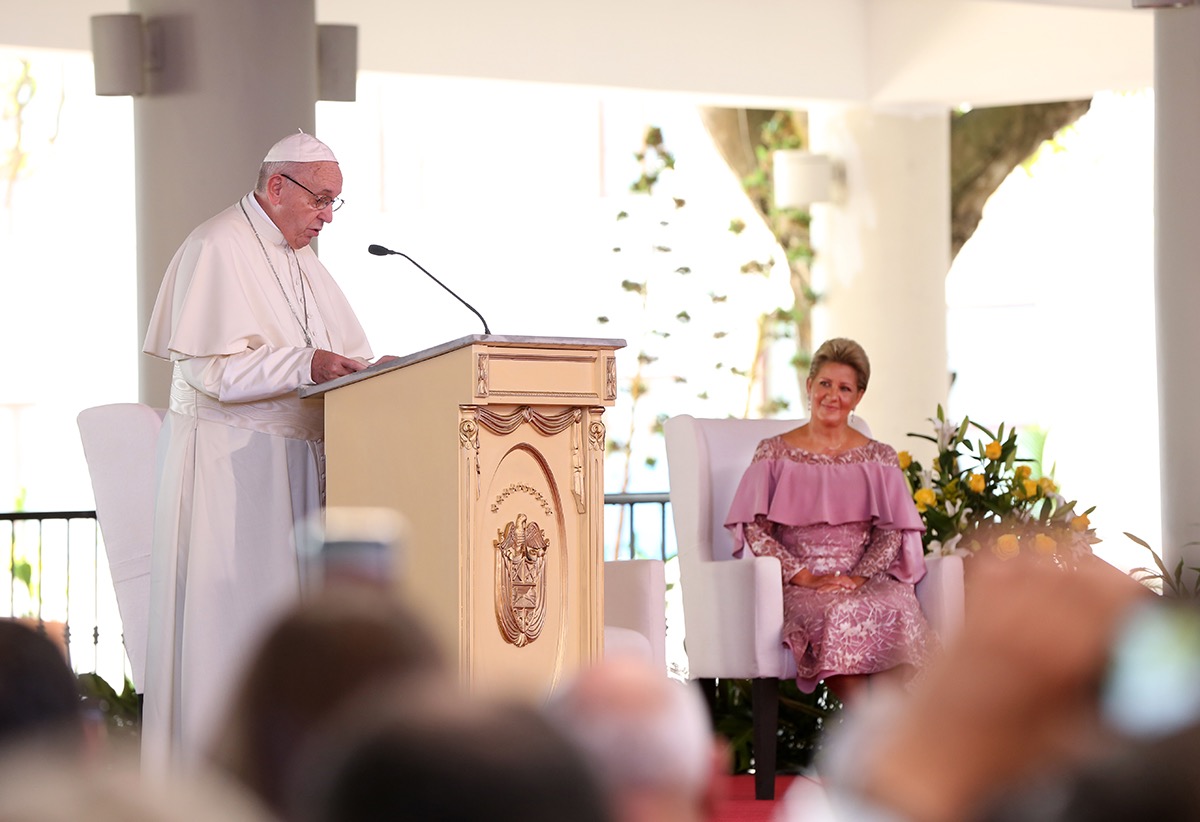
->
xmin=724 ymin=337 xmax=935 ymax=704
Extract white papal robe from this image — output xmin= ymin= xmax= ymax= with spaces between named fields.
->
xmin=141 ymin=194 xmax=373 ymax=771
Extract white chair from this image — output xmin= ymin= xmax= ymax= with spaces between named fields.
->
xmin=663 ymin=414 xmax=964 ymax=800
xmin=603 ymin=559 xmax=667 ymax=673
xmin=77 ymin=403 xmax=165 ymax=693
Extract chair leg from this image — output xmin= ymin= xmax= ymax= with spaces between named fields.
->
xmin=752 ymin=677 xmax=779 ymax=801
xmin=697 ymin=677 xmax=718 ymax=717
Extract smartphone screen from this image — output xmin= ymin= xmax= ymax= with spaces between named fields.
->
xmin=1101 ymin=601 xmax=1200 ymax=737
xmin=300 ymin=506 xmax=408 ymax=590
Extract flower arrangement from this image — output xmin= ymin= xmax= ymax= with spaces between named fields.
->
xmin=899 ymin=406 xmax=1098 ymax=565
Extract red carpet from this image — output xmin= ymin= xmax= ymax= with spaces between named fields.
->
xmin=709 ymin=774 xmax=805 ymax=822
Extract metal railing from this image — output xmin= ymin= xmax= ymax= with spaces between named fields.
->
xmin=1 ymin=511 xmax=127 ymax=686
xmin=604 ymin=492 xmax=675 ymax=561
xmin=1 ymin=492 xmax=674 ymax=683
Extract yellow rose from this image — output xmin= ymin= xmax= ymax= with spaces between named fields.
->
xmin=1022 ymin=479 xmax=1039 ymax=498
xmin=992 ymin=533 xmax=1020 ymax=560
xmin=1015 ymin=465 xmax=1032 ymax=481
xmin=1039 ymin=477 xmax=1057 ymax=494
xmin=898 ymin=451 xmax=912 ymax=471
xmin=1033 ymin=533 xmax=1057 ymax=556
xmin=1070 ymin=513 xmax=1090 ymax=532
xmin=985 ymin=441 xmax=1002 ymax=461
xmin=968 ymin=473 xmax=985 ymax=494
xmin=914 ymin=488 xmax=937 ymax=513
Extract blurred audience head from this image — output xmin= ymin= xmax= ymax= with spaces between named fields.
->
xmin=0 ymin=619 xmax=87 ymax=756
xmin=208 ymin=587 xmax=446 ymax=815
xmin=806 ymin=552 xmax=1151 ymax=822
xmin=289 ymin=689 xmax=615 ymax=822
xmin=545 ymin=656 xmax=724 ymax=822
xmin=0 ymin=746 xmax=274 ymax=822
xmin=983 ymin=721 xmax=1200 ymax=822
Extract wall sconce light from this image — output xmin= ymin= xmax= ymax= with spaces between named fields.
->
xmin=91 ymin=13 xmax=159 ymax=96
xmin=318 ymin=24 xmax=358 ymax=102
xmin=772 ymin=149 xmax=842 ymax=209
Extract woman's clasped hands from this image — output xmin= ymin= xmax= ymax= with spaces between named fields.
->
xmin=790 ymin=568 xmax=866 ymax=594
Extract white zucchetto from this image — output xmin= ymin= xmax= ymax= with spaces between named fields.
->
xmin=263 ymin=130 xmax=338 ymax=164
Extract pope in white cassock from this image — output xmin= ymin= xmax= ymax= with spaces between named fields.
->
xmin=141 ymin=132 xmax=387 ymax=769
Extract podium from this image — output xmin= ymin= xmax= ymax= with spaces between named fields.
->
xmin=302 ymin=335 xmax=624 ymax=699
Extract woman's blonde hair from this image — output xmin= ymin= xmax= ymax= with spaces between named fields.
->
xmin=808 ymin=338 xmax=870 ymax=393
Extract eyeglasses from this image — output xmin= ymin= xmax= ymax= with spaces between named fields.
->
xmin=280 ymin=173 xmax=345 ymax=212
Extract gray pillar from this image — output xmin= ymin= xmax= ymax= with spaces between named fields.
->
xmin=1154 ymin=8 xmax=1200 ymax=578
xmin=133 ymin=0 xmax=318 ymax=406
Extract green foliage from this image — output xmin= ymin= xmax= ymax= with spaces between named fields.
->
xmin=760 ymin=397 xmax=791 ymax=417
xmin=707 ymin=678 xmax=839 ymax=774
xmin=604 ymin=119 xmax=817 ymax=553
xmin=77 ymin=673 xmax=140 ymax=742
xmin=735 ymin=110 xmax=819 ymax=397
xmin=6 ymin=490 xmax=38 ymax=616
xmin=629 ymin=126 xmax=674 ymax=193
xmin=760 ymin=113 xmax=805 ymax=151
xmin=10 ymin=558 xmax=31 ymax=592
xmin=1125 ymin=533 xmax=1200 ymax=598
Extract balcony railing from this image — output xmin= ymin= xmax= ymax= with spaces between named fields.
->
xmin=604 ymin=492 xmax=674 ymax=561
xmin=1 ymin=510 xmax=128 ymax=687
xmin=1 ymin=492 xmax=675 ymax=684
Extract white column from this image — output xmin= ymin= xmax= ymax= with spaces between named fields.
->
xmin=807 ymin=105 xmax=951 ymax=456
xmin=1153 ymin=8 xmax=1200 ymax=577
xmin=133 ymin=0 xmax=319 ymax=406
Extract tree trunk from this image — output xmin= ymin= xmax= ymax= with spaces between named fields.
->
xmin=697 ymin=101 xmax=1093 ymax=380
xmin=950 ymin=100 xmax=1092 ymax=259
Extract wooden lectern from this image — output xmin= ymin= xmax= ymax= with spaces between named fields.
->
xmin=302 ymin=335 xmax=624 ymax=700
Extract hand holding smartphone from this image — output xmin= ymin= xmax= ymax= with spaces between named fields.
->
xmin=1101 ymin=600 xmax=1200 ymax=737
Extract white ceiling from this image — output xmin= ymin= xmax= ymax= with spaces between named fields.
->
xmin=3 ymin=0 xmax=1156 ymax=107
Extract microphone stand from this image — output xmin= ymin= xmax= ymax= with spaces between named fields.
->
xmin=368 ymin=245 xmax=490 ymax=335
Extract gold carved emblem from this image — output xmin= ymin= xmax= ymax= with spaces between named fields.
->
xmin=476 ymin=353 xmax=489 ymax=397
xmin=494 ymin=513 xmax=549 ymax=647
xmin=588 ymin=419 xmax=606 ymax=451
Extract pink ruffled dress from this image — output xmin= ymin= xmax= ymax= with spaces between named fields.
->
xmin=725 ymin=436 xmax=936 ymax=692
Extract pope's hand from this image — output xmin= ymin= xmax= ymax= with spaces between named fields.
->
xmin=311 ymin=349 xmax=367 ymax=383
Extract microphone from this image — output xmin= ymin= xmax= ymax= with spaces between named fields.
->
xmin=368 ymin=244 xmax=491 ymax=335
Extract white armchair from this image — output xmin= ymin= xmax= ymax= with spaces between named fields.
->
xmin=603 ymin=559 xmax=667 ymax=673
xmin=663 ymin=414 xmax=964 ymax=800
xmin=77 ymin=403 xmax=165 ymax=693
